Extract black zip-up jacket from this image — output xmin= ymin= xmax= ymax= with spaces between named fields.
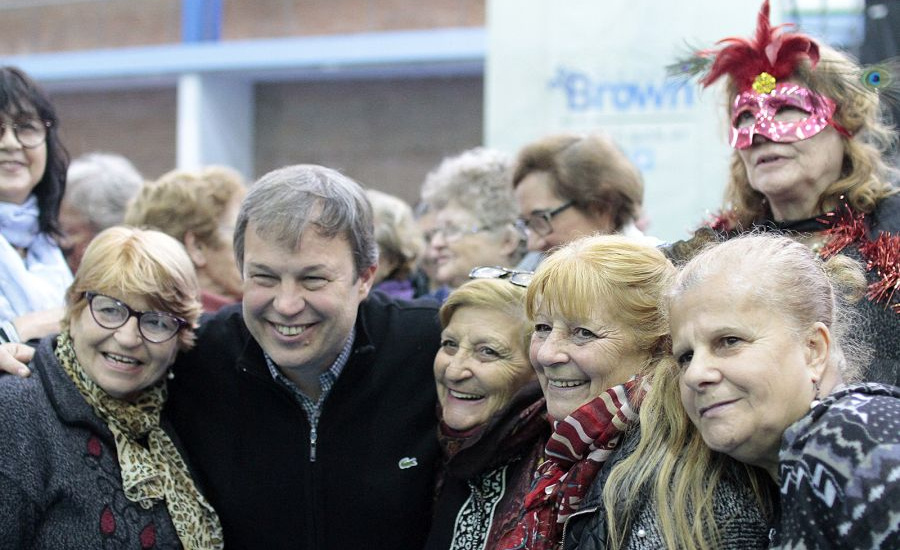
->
xmin=164 ymin=292 xmax=442 ymax=549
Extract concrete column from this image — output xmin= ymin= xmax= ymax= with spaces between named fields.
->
xmin=177 ymin=73 xmax=254 ymax=179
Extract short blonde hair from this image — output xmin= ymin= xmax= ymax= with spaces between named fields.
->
xmin=440 ymin=278 xmax=531 ymax=353
xmin=125 ymin=165 xmax=247 ymax=249
xmin=366 ymin=188 xmax=424 ymax=279
xmin=62 ymin=226 xmax=202 ymax=350
xmin=525 ymin=234 xmax=674 ymax=359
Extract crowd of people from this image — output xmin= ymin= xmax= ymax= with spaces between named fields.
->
xmin=0 ymin=1 xmax=897 ymax=549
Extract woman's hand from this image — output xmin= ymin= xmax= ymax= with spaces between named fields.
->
xmin=0 ymin=343 xmax=33 ymax=377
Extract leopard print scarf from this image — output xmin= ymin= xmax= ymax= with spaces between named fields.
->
xmin=56 ymin=331 xmax=224 ymax=549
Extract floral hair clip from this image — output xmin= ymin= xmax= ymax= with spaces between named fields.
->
xmin=752 ymin=72 xmax=776 ymax=94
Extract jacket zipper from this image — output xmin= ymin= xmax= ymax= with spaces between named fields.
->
xmin=561 ymin=505 xmax=599 ymax=549
xmin=309 ymin=424 xmax=317 ymax=462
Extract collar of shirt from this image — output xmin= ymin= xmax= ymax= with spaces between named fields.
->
xmin=264 ymin=327 xmax=356 ymax=419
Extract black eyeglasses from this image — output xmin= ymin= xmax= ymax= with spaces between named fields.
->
xmin=515 ymin=201 xmax=574 ymax=237
xmin=84 ymin=292 xmax=187 ymax=343
xmin=469 ymin=265 xmax=533 ymax=287
xmin=0 ymin=118 xmax=51 ymax=149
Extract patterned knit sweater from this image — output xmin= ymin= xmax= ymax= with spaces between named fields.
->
xmin=0 ymin=337 xmax=184 ymax=548
xmin=772 ymin=382 xmax=900 ymax=549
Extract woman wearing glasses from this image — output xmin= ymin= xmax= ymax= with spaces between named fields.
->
xmin=512 ymin=133 xmax=657 ymax=268
xmin=425 ymin=273 xmax=549 ymax=549
xmin=0 ymin=67 xmax=73 ymax=345
xmin=0 ymin=226 xmax=223 ymax=548
xmin=418 ymin=147 xmax=525 ymax=299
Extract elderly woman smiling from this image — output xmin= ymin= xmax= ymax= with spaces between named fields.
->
xmin=667 ymin=234 xmax=899 ymax=549
xmin=500 ymin=235 xmax=770 ymax=550
xmin=425 ymin=276 xmax=549 ymax=550
xmin=0 ymin=226 xmax=222 ymax=548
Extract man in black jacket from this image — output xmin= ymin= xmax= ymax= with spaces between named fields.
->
xmin=0 ymin=165 xmax=443 ymax=549
xmin=173 ymin=164 xmax=442 ymax=549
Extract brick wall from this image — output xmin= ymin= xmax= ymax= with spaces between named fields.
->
xmin=0 ymin=0 xmax=485 ymax=54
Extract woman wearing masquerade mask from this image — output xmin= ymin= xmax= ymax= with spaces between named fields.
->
xmin=669 ymin=0 xmax=899 ymax=385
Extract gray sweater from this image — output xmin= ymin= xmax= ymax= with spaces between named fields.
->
xmin=0 ymin=337 xmax=183 ymax=549
xmin=562 ymin=426 xmax=771 ymax=550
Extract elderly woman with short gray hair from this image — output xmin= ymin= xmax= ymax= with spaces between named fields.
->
xmin=419 ymin=147 xmax=525 ymax=298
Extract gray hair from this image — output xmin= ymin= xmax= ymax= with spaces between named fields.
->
xmin=65 ymin=152 xmax=143 ymax=230
xmin=419 ymin=147 xmax=517 ymax=229
xmin=234 ymin=164 xmax=377 ymax=278
xmin=666 ymin=233 xmax=870 ymax=382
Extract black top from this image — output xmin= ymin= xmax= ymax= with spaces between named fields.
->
xmin=164 ymin=292 xmax=443 ymax=549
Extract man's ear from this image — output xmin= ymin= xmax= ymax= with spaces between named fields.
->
xmin=183 ymin=231 xmax=208 ymax=268
xmin=357 ymin=263 xmax=378 ymax=300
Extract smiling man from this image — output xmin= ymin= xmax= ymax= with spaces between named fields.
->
xmin=163 ymin=165 xmax=442 ymax=549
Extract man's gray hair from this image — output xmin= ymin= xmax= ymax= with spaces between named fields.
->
xmin=234 ymin=164 xmax=377 ymax=278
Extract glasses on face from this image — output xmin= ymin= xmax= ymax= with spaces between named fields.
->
xmin=515 ymin=201 xmax=574 ymax=237
xmin=0 ymin=118 xmax=51 ymax=149
xmin=469 ymin=265 xmax=533 ymax=287
xmin=85 ymin=292 xmax=187 ymax=344
xmin=425 ymin=224 xmax=494 ymax=244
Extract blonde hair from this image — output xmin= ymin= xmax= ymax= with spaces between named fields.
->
xmin=525 ymin=234 xmax=674 ymax=359
xmin=62 ymin=226 xmax=202 ymax=350
xmin=440 ymin=278 xmax=531 ymax=353
xmin=611 ymin=233 xmax=871 ymax=548
xmin=125 ymin=165 xmax=247 ymax=249
xmin=723 ymin=45 xmax=898 ymax=228
xmin=604 ymin=355 xmax=775 ymax=549
xmin=366 ymin=188 xmax=425 ymax=279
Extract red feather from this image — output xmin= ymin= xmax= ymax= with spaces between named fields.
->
xmin=698 ymin=0 xmax=821 ymax=90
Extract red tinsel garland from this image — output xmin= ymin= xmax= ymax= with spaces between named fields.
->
xmin=819 ymin=207 xmax=900 ymax=313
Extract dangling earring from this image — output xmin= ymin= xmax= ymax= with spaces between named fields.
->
xmin=167 ymin=370 xmax=175 ymax=380
xmin=810 ymin=378 xmax=821 ymax=409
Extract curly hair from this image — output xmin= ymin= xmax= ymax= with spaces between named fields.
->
xmin=420 ymin=147 xmax=518 ymax=229
xmin=723 ymin=45 xmax=898 ymax=228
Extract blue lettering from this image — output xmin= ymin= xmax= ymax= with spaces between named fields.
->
xmin=547 ymin=66 xmax=697 ymax=112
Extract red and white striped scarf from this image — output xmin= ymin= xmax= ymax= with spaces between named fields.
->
xmin=503 ymin=378 xmax=643 ymax=550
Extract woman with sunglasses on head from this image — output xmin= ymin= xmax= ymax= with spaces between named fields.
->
xmin=0 ymin=226 xmax=223 ymax=548
xmin=511 ymin=133 xmax=658 ymax=270
xmin=0 ymin=66 xmax=73 ymax=346
xmin=669 ymin=0 xmax=899 ymax=385
xmin=424 ymin=273 xmax=550 ymax=550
